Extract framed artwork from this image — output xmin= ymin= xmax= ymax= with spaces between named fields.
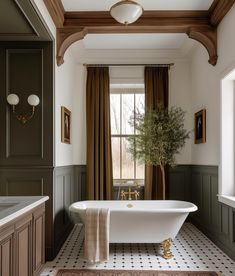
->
xmin=61 ymin=106 xmax=71 ymax=144
xmin=194 ymin=109 xmax=206 ymax=144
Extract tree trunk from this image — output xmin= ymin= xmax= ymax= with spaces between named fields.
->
xmin=160 ymin=164 xmax=166 ymax=200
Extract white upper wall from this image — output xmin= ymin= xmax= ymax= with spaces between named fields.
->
xmin=55 ymin=48 xmax=79 ymax=166
xmin=34 ymin=0 xmax=82 ymax=167
xmin=191 ymin=4 xmax=235 ymax=165
xmin=169 ymin=62 xmax=193 ymax=164
xmin=72 ymin=64 xmax=87 ymax=165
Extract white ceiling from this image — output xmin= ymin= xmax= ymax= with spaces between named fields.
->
xmin=62 ymin=0 xmax=214 ymax=12
xmin=82 ymin=34 xmax=188 ymax=49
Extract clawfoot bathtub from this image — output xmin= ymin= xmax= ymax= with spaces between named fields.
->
xmin=69 ymin=200 xmax=197 ymax=259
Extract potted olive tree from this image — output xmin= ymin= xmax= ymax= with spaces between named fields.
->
xmin=128 ymin=106 xmax=190 ymax=200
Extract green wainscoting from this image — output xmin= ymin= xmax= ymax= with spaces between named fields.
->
xmin=169 ymin=165 xmax=191 ymax=201
xmin=74 ymin=165 xmax=86 ymax=201
xmin=189 ymin=165 xmax=235 ymax=261
xmin=54 ymin=166 xmax=77 ymax=256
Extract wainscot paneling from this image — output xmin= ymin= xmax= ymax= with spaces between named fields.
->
xmin=54 ymin=166 xmax=75 ymax=255
xmin=74 ymin=165 xmax=86 ymax=201
xmin=189 ymin=165 xmax=235 ymax=261
xmin=0 ymin=42 xmax=53 ymax=167
xmin=169 ymin=165 xmax=191 ymax=201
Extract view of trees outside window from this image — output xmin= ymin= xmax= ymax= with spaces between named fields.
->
xmin=110 ymin=88 xmax=145 ymax=184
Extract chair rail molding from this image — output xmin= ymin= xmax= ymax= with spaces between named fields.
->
xmin=43 ymin=0 xmax=235 ymax=66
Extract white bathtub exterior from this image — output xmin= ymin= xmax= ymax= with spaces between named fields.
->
xmin=69 ymin=200 xmax=197 ymax=243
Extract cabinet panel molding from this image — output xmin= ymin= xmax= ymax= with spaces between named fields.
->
xmin=15 ymin=214 xmax=32 ymax=276
xmin=0 ymin=227 xmax=14 ymax=276
xmin=33 ymin=205 xmax=45 ymax=274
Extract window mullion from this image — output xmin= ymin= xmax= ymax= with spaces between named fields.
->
xmin=134 ymin=93 xmax=136 ymax=180
xmin=120 ymin=93 xmax=122 ymax=180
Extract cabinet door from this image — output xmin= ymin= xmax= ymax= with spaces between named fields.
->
xmin=14 ymin=214 xmax=32 ymax=276
xmin=0 ymin=225 xmax=14 ymax=276
xmin=33 ymin=205 xmax=45 ymax=275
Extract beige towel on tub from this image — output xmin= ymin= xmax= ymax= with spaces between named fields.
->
xmin=84 ymin=208 xmax=110 ymax=263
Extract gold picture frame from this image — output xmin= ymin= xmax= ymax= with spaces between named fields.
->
xmin=61 ymin=106 xmax=71 ymax=144
xmin=194 ymin=109 xmax=206 ymax=144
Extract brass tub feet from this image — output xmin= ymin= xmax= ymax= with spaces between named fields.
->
xmin=161 ymin=238 xmax=174 ymax=259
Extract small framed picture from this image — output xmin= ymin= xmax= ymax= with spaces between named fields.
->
xmin=194 ymin=109 xmax=206 ymax=144
xmin=61 ymin=106 xmax=71 ymax=144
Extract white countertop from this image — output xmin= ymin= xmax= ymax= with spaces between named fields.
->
xmin=0 ymin=196 xmax=49 ymax=227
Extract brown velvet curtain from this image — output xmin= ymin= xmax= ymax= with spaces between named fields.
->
xmin=144 ymin=67 xmax=169 ymax=200
xmin=86 ymin=67 xmax=113 ymax=200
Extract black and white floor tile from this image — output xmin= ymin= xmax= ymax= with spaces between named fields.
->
xmin=41 ymin=223 xmax=235 ymax=276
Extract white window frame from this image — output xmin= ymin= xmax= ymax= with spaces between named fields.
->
xmin=219 ymin=63 xmax=235 ymax=208
xmin=110 ymin=87 xmax=145 ymax=186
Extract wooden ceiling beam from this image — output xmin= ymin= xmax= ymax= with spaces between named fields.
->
xmin=57 ymin=11 xmax=215 ymax=66
xmin=63 ymin=11 xmax=210 ymax=28
xmin=42 ymin=0 xmax=235 ymax=66
xmin=43 ymin=0 xmax=64 ymax=28
xmin=209 ymin=0 xmax=235 ymax=26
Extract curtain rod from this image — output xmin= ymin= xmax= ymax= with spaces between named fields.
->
xmin=83 ymin=63 xmax=174 ymax=68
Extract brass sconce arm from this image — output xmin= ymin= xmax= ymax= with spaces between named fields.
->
xmin=7 ymin=94 xmax=40 ymax=124
xmin=12 ymin=105 xmax=36 ymax=124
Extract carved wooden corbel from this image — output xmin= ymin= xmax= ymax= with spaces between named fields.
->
xmin=57 ymin=28 xmax=87 ymax=66
xmin=187 ymin=27 xmax=218 ymax=66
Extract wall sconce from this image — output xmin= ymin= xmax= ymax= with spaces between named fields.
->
xmin=7 ymin=94 xmax=40 ymax=124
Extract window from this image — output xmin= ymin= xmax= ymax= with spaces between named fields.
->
xmin=219 ymin=67 xmax=235 ymax=208
xmin=110 ymin=87 xmax=145 ymax=186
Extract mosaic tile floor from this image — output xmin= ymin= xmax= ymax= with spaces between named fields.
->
xmin=41 ymin=223 xmax=235 ymax=276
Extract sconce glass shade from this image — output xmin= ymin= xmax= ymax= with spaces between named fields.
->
xmin=110 ymin=0 xmax=143 ymax=25
xmin=7 ymin=94 xmax=20 ymax=105
xmin=27 ymin=94 xmax=40 ymax=106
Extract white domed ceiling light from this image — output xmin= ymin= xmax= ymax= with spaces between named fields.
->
xmin=110 ymin=0 xmax=144 ymax=25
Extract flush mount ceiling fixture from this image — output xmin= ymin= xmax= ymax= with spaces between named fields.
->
xmin=110 ymin=0 xmax=144 ymax=25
